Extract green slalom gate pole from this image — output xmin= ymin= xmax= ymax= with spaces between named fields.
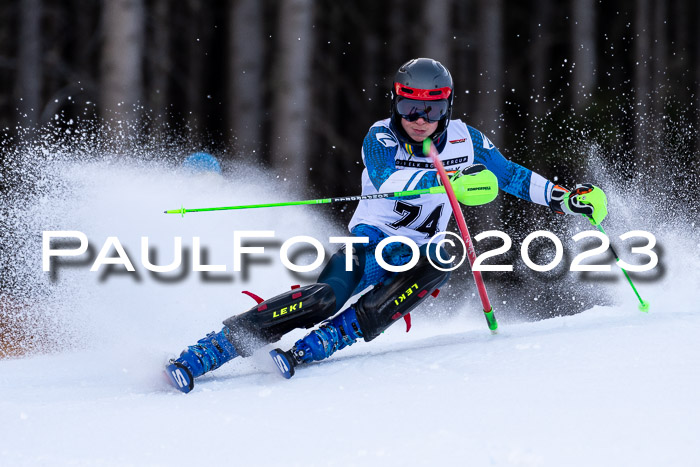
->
xmin=594 ymin=222 xmax=650 ymax=312
xmin=164 ymin=184 xmax=489 ymax=216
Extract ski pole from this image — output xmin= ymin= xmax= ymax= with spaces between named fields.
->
xmin=423 ymin=139 xmax=498 ymax=334
xmin=163 ymin=183 xmax=494 ymax=216
xmin=593 ymin=222 xmax=650 ymax=312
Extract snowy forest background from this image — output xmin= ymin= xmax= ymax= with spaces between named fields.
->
xmin=2 ymin=0 xmax=699 ymax=194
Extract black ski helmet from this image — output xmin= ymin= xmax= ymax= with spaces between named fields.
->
xmin=391 ymin=58 xmax=454 ymax=147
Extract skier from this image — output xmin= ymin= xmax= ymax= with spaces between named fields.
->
xmin=165 ymin=58 xmax=608 ymax=393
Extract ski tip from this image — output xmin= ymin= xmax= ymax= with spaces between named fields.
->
xmin=165 ymin=360 xmax=195 ymax=394
xmin=269 ymin=349 xmax=295 ymax=379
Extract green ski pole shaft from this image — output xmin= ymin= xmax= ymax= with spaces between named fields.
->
xmin=594 ymin=222 xmax=650 ymax=312
xmin=164 ymin=184 xmax=477 ymax=216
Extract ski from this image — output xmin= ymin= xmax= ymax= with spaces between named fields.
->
xmin=269 ymin=348 xmax=296 ymax=379
xmin=165 ymin=360 xmax=194 ymax=394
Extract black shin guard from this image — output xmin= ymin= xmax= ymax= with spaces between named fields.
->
xmin=223 ymin=283 xmax=336 ymax=356
xmin=355 ymin=257 xmax=450 ymax=342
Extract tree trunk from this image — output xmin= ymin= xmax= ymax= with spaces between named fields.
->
xmin=229 ymin=0 xmax=265 ymax=158
xmin=388 ymin=0 xmax=408 ymax=72
xmin=185 ymin=0 xmax=212 ymax=136
xmin=669 ymin=0 xmax=689 ymax=103
xmin=100 ymin=0 xmax=145 ymax=128
xmin=270 ymin=0 xmax=314 ymax=186
xmin=633 ymin=0 xmax=652 ymax=163
xmin=362 ymin=3 xmax=382 ymax=106
xmin=571 ymin=0 xmax=596 ymax=113
xmin=529 ymin=0 xmax=553 ymax=119
xmin=422 ymin=0 xmax=452 ymax=64
xmin=454 ymin=1 xmax=476 ymax=121
xmin=148 ymin=0 xmax=170 ymax=128
xmin=15 ymin=0 xmax=42 ymax=128
xmin=476 ymin=0 xmax=503 ymax=147
xmin=311 ymin=3 xmax=353 ymax=197
xmin=72 ymin=0 xmax=99 ymax=112
xmin=475 ymin=0 xmax=505 ymax=232
xmin=697 ymin=0 xmax=700 ymax=160
xmin=651 ymin=0 xmax=666 ymax=120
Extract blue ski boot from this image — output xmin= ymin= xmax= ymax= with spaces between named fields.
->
xmin=165 ymin=327 xmax=238 ymax=393
xmin=270 ymin=307 xmax=363 ymax=379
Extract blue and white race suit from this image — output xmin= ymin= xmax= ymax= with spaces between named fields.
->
xmin=349 ymin=118 xmax=554 ymax=245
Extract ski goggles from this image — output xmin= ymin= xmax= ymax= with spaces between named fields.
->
xmin=395 ymin=97 xmax=449 ymax=123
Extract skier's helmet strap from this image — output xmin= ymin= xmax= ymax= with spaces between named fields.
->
xmin=391 ymin=58 xmax=454 ymax=146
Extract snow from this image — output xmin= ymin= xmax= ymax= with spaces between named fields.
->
xmin=2 ymin=155 xmax=699 ymax=466
xmin=3 ymin=307 xmax=699 ymax=466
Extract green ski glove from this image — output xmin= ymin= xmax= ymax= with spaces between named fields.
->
xmin=550 ymin=184 xmax=608 ymax=225
xmin=436 ymin=164 xmax=499 ymax=206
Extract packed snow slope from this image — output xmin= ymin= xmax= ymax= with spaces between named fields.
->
xmin=1 ymin=146 xmax=699 ymax=466
xmin=2 ymin=306 xmax=699 ymax=466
